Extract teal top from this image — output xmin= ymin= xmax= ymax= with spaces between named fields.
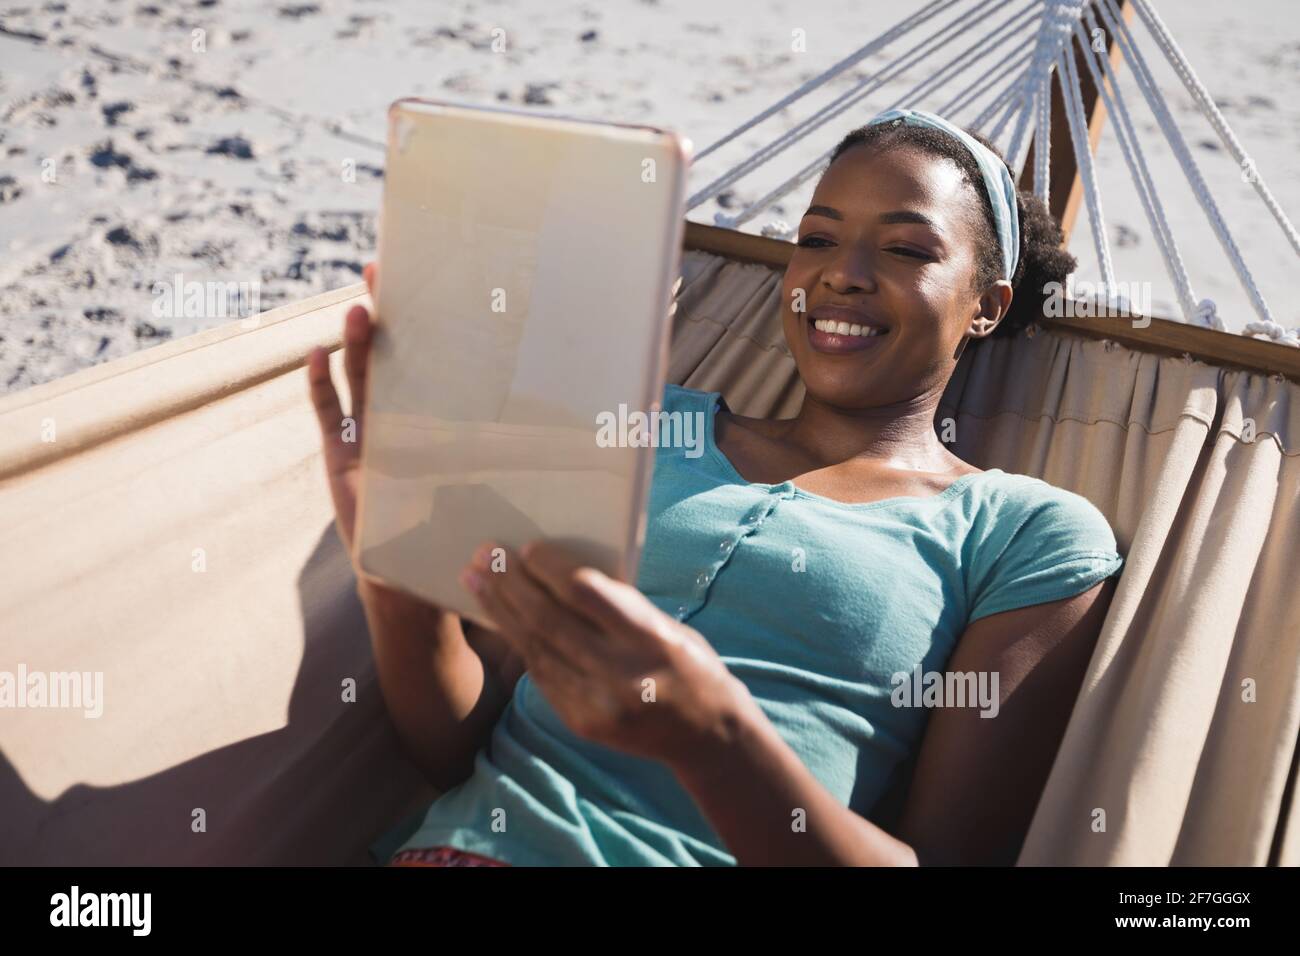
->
xmin=389 ymin=384 xmax=1124 ymax=866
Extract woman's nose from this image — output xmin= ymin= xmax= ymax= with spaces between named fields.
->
xmin=821 ymin=243 xmax=878 ymax=294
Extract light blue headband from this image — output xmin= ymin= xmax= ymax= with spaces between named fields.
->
xmin=864 ymin=108 xmax=1020 ymax=281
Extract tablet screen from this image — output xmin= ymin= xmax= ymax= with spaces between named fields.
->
xmin=354 ymin=99 xmax=689 ymax=626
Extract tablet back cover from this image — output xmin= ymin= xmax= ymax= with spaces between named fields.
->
xmin=354 ymin=99 xmax=688 ymax=626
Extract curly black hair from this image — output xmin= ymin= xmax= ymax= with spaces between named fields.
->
xmin=827 ymin=120 xmax=1075 ymax=337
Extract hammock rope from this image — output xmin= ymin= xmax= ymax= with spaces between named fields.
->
xmin=1003 ymin=0 xmax=1083 ymax=174
xmin=689 ymin=0 xmax=1009 ymax=214
xmin=691 ymin=0 xmax=961 ymax=164
xmin=937 ymin=46 xmax=1030 ymax=119
xmin=1094 ymin=0 xmax=1280 ymax=336
xmin=887 ymin=2 xmax=1043 ymax=121
xmin=704 ymin=0 xmax=1042 ymax=231
xmin=688 ymin=0 xmax=1299 ymax=346
xmin=1129 ymin=0 xmax=1300 ymax=259
xmin=984 ymin=73 xmax=1030 ymax=140
xmin=1058 ymin=39 xmax=1117 ymax=292
xmin=1032 ymin=68 xmax=1052 ymax=202
xmin=1072 ymin=11 xmax=1200 ymax=323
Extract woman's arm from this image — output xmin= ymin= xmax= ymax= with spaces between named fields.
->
xmin=671 ymin=579 xmax=1115 ymax=866
xmin=358 ymin=579 xmax=525 ymax=794
xmin=307 ymin=261 xmax=526 ymax=794
xmin=669 ymin=692 xmax=919 ymax=865
xmin=894 ymin=578 xmax=1116 ymax=865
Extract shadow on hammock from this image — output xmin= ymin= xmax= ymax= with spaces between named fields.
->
xmin=0 ymin=525 xmax=434 ymax=866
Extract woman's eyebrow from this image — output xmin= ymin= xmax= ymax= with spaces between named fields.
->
xmin=803 ymin=204 xmax=843 ymax=221
xmin=879 ymin=210 xmax=943 ymax=232
xmin=802 ymin=205 xmax=943 ymax=233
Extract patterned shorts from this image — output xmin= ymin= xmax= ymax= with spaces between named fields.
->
xmin=389 ymin=845 xmax=511 ymax=867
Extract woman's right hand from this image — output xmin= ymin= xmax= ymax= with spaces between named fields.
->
xmin=306 ymin=262 xmax=381 ymax=564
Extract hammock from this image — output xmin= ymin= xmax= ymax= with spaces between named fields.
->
xmin=691 ymin=0 xmax=1299 ymax=345
xmin=2 ymin=0 xmax=1298 ymax=866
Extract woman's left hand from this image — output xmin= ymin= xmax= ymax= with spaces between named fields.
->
xmin=458 ymin=539 xmax=754 ymax=769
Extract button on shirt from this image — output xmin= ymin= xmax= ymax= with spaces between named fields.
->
xmin=392 ymin=383 xmax=1125 ymax=866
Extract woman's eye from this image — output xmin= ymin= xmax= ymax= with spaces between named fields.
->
xmin=797 ymin=236 xmax=931 ymax=258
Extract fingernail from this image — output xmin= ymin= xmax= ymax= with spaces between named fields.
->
xmin=459 ymin=569 xmax=484 ymax=594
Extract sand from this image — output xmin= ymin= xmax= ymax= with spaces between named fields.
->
xmin=1 ymin=0 xmax=1297 ymax=393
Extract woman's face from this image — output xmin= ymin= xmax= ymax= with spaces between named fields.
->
xmin=781 ymin=143 xmax=1003 ymax=411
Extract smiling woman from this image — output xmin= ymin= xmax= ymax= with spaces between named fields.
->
xmin=788 ymin=116 xmax=1076 ymax=385
xmin=312 ymin=111 xmax=1125 ymax=868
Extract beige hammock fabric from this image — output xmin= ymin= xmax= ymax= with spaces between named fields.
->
xmin=0 ymin=287 xmax=435 ymax=865
xmin=1 ymin=249 xmax=1296 ymax=864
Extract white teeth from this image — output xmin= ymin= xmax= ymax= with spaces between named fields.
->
xmin=812 ymin=318 xmax=885 ymax=337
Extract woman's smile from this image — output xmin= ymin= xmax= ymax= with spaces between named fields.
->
xmin=805 ymin=303 xmax=892 ymax=355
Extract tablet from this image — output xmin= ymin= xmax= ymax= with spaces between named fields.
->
xmin=352 ymin=98 xmax=690 ymax=628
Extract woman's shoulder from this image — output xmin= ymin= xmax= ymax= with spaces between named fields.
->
xmin=660 ymin=382 xmax=716 ymax=413
xmin=963 ymin=470 xmax=1124 ymax=623
xmin=968 ymin=469 xmax=1120 ymax=557
xmin=661 ymin=384 xmax=785 ymax=442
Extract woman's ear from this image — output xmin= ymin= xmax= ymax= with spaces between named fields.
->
xmin=953 ymin=281 xmax=1014 ymax=362
xmin=969 ymin=280 xmax=1014 ymax=338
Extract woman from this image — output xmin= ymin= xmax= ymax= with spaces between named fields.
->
xmin=306 ymin=109 xmax=1124 ymax=867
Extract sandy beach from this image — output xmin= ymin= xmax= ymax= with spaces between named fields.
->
xmin=1 ymin=0 xmax=1297 ymax=393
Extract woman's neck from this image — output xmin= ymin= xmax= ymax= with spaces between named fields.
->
xmin=776 ymin=385 xmax=958 ymax=474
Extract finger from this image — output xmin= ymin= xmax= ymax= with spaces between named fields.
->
xmin=467 ymin=574 xmax=583 ymax=690
xmin=474 ymin=557 xmax=613 ymax=728
xmin=462 ymin=567 xmax=530 ymax=657
xmin=363 ymin=261 xmax=377 ymax=300
xmin=306 ymin=346 xmax=345 ymax=444
xmin=520 ymin=541 xmax=672 ymax=644
xmin=524 ymin=649 xmax=605 ymax=732
xmin=470 ymin=545 xmax=589 ymax=666
xmin=342 ymin=304 xmax=371 ymax=427
xmin=485 ymin=547 xmax=598 ymax=670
